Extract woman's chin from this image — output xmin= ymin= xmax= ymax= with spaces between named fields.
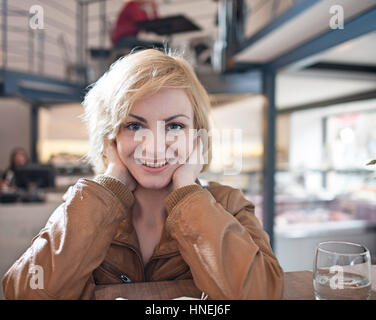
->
xmin=134 ymin=175 xmax=172 ymax=190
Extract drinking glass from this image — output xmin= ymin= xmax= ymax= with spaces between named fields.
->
xmin=313 ymin=241 xmax=372 ymax=300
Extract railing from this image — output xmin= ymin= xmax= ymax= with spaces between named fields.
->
xmin=1 ymin=0 xmax=78 ymax=82
xmin=1 ymin=0 xmax=298 ymax=82
xmin=0 ymin=0 xmax=120 ymax=85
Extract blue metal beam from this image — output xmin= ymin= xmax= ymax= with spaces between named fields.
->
xmin=0 ymin=69 xmax=84 ymax=103
xmin=1 ymin=69 xmax=82 ymax=92
xmin=19 ymin=87 xmax=83 ymax=104
xmin=197 ymin=69 xmax=262 ymax=94
xmin=267 ymin=6 xmax=376 ymax=70
xmin=233 ymin=0 xmax=321 ymax=55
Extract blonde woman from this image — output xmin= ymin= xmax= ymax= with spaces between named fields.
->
xmin=2 ymin=49 xmax=284 ymax=300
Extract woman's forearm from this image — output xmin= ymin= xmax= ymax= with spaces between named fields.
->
xmin=165 ymin=186 xmax=284 ymax=300
xmin=1 ymin=178 xmax=134 ymax=299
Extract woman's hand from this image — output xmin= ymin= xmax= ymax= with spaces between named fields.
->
xmin=171 ymin=136 xmax=204 ymax=191
xmin=104 ymin=140 xmax=138 ymax=192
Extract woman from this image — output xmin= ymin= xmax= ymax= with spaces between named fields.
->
xmin=2 ymin=49 xmax=284 ymax=300
xmin=1 ymin=147 xmax=29 ymax=192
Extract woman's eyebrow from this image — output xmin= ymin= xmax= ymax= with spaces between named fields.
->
xmin=128 ymin=113 xmax=190 ymax=123
xmin=164 ymin=114 xmax=190 ymax=122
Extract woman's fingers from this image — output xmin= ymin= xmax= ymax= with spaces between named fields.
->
xmin=103 ymin=139 xmax=138 ymax=191
xmin=171 ymin=136 xmax=204 ymax=190
xmin=196 ymin=137 xmax=204 ymax=170
xmin=105 ymin=140 xmax=120 ymax=164
xmin=188 ymin=136 xmax=204 ymax=166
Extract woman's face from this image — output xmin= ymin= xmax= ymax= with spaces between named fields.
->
xmin=14 ymin=151 xmax=27 ymax=167
xmin=116 ymin=88 xmax=195 ymax=189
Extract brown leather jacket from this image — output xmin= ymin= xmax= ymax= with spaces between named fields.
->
xmin=2 ymin=175 xmax=284 ymax=300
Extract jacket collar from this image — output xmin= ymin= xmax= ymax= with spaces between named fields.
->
xmin=112 ymin=213 xmax=179 ymax=257
xmin=112 ymin=178 xmax=208 ymax=257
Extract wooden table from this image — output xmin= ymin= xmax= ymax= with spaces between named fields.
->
xmin=95 ymin=279 xmax=202 ymax=300
xmin=283 ymin=269 xmax=376 ymax=300
xmin=95 ymin=268 xmax=376 ymax=300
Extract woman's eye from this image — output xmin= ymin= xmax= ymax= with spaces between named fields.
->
xmin=124 ymin=122 xmax=184 ymax=131
xmin=167 ymin=123 xmax=184 ymax=131
xmin=125 ymin=122 xmax=142 ymax=131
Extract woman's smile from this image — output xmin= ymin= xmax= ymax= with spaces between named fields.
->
xmin=140 ymin=161 xmax=170 ymax=173
xmin=134 ymin=155 xmax=181 ymax=173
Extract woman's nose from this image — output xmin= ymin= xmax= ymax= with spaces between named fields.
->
xmin=142 ymin=128 xmax=168 ymax=160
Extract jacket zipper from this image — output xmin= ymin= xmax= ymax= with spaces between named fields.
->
xmin=101 ymin=262 xmax=132 ymax=283
xmin=111 ymin=240 xmax=180 ymax=282
xmin=126 ymin=245 xmax=146 ymax=281
xmin=135 ymin=249 xmax=182 ymax=281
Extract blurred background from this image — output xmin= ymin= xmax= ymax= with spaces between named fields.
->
xmin=1 ymin=0 xmax=376 ymax=299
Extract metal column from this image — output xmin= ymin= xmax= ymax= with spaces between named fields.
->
xmin=37 ymin=30 xmax=45 ymax=74
xmin=99 ymin=0 xmax=107 ymax=75
xmin=2 ymin=0 xmax=8 ymax=68
xmin=262 ymin=68 xmax=276 ymax=249
xmin=83 ymin=2 xmax=89 ymax=83
xmin=30 ymin=104 xmax=39 ymax=163
xmin=28 ymin=27 xmax=35 ymax=72
xmin=76 ymin=1 xmax=84 ymax=84
xmin=321 ymin=117 xmax=328 ymax=189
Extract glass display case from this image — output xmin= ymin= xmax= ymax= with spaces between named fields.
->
xmin=204 ymin=100 xmax=376 ymax=270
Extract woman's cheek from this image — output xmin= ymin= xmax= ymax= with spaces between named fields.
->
xmin=168 ymin=140 xmax=188 ymax=164
xmin=173 ymin=130 xmax=194 ymax=162
xmin=115 ymin=136 xmax=134 ymax=163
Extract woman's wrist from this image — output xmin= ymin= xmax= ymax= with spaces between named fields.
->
xmin=93 ymin=175 xmax=135 ymax=208
xmin=165 ymin=184 xmax=203 ymax=214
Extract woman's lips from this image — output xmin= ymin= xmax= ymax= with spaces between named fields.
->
xmin=140 ymin=162 xmax=170 ymax=173
xmin=134 ymin=157 xmax=180 ymax=173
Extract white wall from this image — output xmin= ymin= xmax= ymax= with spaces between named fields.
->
xmin=289 ymin=110 xmax=323 ymax=170
xmin=277 ymin=71 xmax=376 ymax=109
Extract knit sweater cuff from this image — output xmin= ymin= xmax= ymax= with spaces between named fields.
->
xmin=93 ymin=174 xmax=134 ymax=209
xmin=165 ymin=184 xmax=203 ymax=215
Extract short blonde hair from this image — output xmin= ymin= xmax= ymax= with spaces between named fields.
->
xmin=82 ymin=49 xmax=212 ymax=174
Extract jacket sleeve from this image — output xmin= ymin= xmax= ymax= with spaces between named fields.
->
xmin=164 ymin=184 xmax=284 ymax=300
xmin=1 ymin=175 xmax=134 ymax=300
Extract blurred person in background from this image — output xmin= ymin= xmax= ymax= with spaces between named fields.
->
xmin=111 ymin=0 xmax=164 ymax=50
xmin=1 ymin=147 xmax=29 ymax=192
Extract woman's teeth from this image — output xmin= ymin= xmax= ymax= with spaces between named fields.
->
xmin=140 ymin=159 xmax=167 ymax=168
